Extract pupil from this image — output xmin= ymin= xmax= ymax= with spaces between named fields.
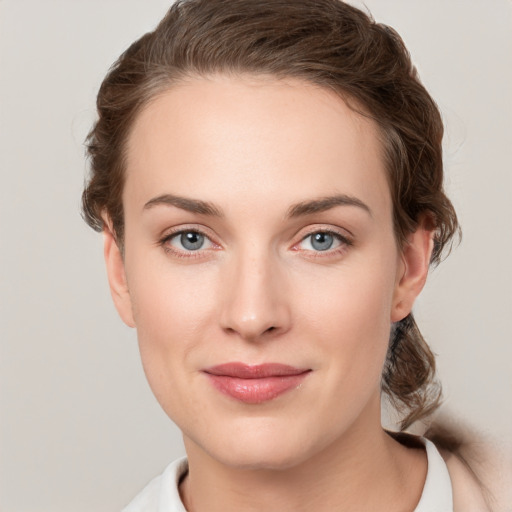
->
xmin=311 ymin=232 xmax=333 ymax=251
xmin=181 ymin=232 xmax=204 ymax=250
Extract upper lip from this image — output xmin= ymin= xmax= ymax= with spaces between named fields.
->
xmin=204 ymin=363 xmax=311 ymax=379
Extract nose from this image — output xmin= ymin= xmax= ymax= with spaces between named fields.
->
xmin=219 ymin=248 xmax=291 ymax=342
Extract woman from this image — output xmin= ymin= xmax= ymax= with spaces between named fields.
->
xmin=82 ymin=1 xmax=496 ymax=510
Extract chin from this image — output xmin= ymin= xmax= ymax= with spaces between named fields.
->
xmin=186 ymin=416 xmax=331 ymax=471
xmin=212 ymin=443 xmax=310 ymax=471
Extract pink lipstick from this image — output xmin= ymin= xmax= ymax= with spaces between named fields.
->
xmin=204 ymin=363 xmax=311 ymax=404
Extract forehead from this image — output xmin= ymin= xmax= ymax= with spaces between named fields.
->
xmin=123 ymin=75 xmax=391 ymax=218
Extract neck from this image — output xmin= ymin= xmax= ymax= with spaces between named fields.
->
xmin=179 ymin=407 xmax=427 ymax=512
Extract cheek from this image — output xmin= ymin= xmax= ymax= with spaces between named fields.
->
xmin=297 ymin=253 xmax=397 ymax=382
xmin=128 ymin=249 xmax=219 ymax=327
xmin=125 ymin=255 xmax=219 ymax=399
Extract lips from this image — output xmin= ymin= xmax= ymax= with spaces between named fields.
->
xmin=203 ymin=363 xmax=311 ymax=404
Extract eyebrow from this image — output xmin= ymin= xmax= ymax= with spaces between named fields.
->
xmin=287 ymin=194 xmax=372 ymax=218
xmin=143 ymin=194 xmax=223 ymax=216
xmin=143 ymin=193 xmax=371 ymax=218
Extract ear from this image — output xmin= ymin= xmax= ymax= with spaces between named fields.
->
xmin=103 ymin=223 xmax=136 ymax=328
xmin=391 ymin=225 xmax=434 ymax=323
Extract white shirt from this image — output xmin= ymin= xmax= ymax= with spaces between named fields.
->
xmin=122 ymin=438 xmax=453 ymax=512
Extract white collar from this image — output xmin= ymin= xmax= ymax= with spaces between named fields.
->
xmin=124 ymin=437 xmax=453 ymax=511
xmin=413 ymin=438 xmax=453 ymax=512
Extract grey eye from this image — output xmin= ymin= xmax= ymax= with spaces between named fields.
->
xmin=179 ymin=231 xmax=205 ymax=251
xmin=310 ymin=232 xmax=334 ymax=251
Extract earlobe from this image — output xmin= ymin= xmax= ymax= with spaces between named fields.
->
xmin=103 ymin=224 xmax=136 ymax=328
xmin=391 ymin=226 xmax=434 ymax=323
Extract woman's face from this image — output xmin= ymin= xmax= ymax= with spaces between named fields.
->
xmin=106 ymin=75 xmax=427 ymax=469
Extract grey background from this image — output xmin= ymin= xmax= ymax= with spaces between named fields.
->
xmin=1 ymin=1 xmax=511 ymax=510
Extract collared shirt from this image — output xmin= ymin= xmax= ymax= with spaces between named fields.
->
xmin=122 ymin=438 xmax=453 ymax=512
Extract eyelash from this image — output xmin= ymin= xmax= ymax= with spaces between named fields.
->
xmin=292 ymin=229 xmax=353 ymax=258
xmin=159 ymin=227 xmax=218 ymax=259
xmin=158 ymin=227 xmax=353 ymax=259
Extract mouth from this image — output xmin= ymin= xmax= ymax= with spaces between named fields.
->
xmin=203 ymin=363 xmax=311 ymax=404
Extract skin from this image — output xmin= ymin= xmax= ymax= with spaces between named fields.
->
xmin=104 ymin=75 xmax=434 ymax=511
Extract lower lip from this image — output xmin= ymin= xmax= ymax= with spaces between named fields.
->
xmin=205 ymin=373 xmax=310 ymax=404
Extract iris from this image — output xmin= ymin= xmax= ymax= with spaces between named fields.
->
xmin=310 ymin=232 xmax=334 ymax=251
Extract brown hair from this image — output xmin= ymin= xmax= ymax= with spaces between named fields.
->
xmin=82 ymin=0 xmax=460 ymax=430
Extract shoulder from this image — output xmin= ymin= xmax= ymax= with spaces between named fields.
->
xmin=122 ymin=472 xmax=163 ymax=512
xmin=444 ymin=444 xmax=512 ymax=512
xmin=427 ymin=418 xmax=512 ymax=512
xmin=122 ymin=457 xmax=188 ymax=512
xmin=439 ymin=449 xmax=490 ymax=512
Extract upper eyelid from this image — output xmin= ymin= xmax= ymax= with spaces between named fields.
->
xmin=160 ymin=225 xmax=216 ymax=242
xmin=302 ymin=229 xmax=349 ymax=239
xmin=297 ymin=231 xmax=351 ymax=248
xmin=294 ymin=225 xmax=354 ymax=243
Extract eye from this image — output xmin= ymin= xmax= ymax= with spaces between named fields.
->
xmin=298 ymin=230 xmax=350 ymax=253
xmin=167 ymin=230 xmax=214 ymax=252
xmin=308 ymin=232 xmax=336 ymax=251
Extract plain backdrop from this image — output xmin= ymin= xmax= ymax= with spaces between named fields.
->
xmin=1 ymin=1 xmax=511 ymax=510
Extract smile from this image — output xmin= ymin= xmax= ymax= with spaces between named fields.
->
xmin=203 ymin=363 xmax=311 ymax=404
